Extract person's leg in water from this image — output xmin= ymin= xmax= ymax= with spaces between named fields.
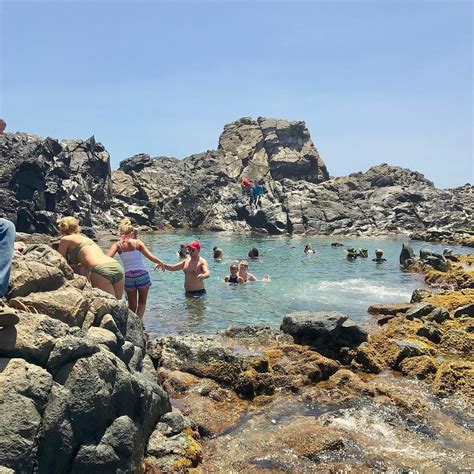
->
xmin=136 ymin=285 xmax=149 ymax=318
xmin=126 ymin=288 xmax=138 ymax=313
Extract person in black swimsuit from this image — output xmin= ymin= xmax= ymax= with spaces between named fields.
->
xmin=224 ymin=264 xmax=244 ymax=284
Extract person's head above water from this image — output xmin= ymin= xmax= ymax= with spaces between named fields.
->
xmin=229 ymin=263 xmax=239 ymax=275
xmin=248 ymin=247 xmax=259 ymax=259
xmin=57 ymin=216 xmax=80 ymax=235
xmin=375 ymin=249 xmax=384 ymax=257
xmin=239 ymin=259 xmax=249 ymax=269
xmin=187 ymin=241 xmax=201 ymax=256
xmin=213 ymin=246 xmax=223 ymax=259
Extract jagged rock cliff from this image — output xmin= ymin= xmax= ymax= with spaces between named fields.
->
xmin=1 ymin=117 xmax=472 ymax=237
xmin=0 ymin=133 xmax=114 ymax=234
xmin=112 ymin=117 xmax=473 ymax=236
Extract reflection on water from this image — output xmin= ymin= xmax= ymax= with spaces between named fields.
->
xmin=183 ymin=295 xmax=207 ymax=330
xmin=140 ymin=231 xmax=471 ymax=336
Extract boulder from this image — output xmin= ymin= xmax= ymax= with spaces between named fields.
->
xmin=405 ymin=303 xmax=434 ymax=320
xmin=426 ymin=307 xmax=451 ymax=323
xmin=280 ymin=311 xmax=368 ymax=358
xmin=453 ymin=302 xmax=474 ymax=318
xmin=351 ymin=342 xmax=385 ymax=374
xmin=10 ymin=287 xmax=90 ymax=327
xmin=399 ymin=356 xmax=438 ymax=379
xmin=0 ymin=358 xmax=53 ymax=472
xmin=416 ymin=322 xmax=441 ymax=344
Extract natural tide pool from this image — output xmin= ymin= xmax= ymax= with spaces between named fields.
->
xmin=138 ymin=231 xmax=471 ymax=336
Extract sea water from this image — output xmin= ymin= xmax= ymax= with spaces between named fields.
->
xmin=140 ymin=231 xmax=471 ymax=336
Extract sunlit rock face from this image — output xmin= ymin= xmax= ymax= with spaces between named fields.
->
xmin=0 ymin=133 xmax=113 ymax=234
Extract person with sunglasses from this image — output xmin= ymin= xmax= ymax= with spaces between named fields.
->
xmin=158 ymin=241 xmax=210 ymax=297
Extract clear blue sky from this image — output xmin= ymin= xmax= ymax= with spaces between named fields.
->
xmin=1 ymin=0 xmax=472 ymax=188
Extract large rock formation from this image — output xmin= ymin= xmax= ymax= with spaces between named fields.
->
xmin=1 ymin=117 xmax=472 ymax=237
xmin=0 ymin=245 xmax=171 ymax=472
xmin=113 ymin=117 xmax=473 ymax=236
xmin=0 ymin=133 xmax=113 ymax=234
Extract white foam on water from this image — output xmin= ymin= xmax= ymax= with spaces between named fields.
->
xmin=313 ymin=278 xmax=413 ymax=301
xmin=322 ymin=406 xmax=446 ymax=461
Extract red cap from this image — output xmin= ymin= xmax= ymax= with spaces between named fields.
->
xmin=186 ymin=241 xmax=201 ymax=251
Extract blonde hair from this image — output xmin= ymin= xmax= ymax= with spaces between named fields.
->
xmin=239 ymin=260 xmax=249 ymax=267
xmin=57 ymin=216 xmax=80 ymax=235
xmin=118 ymin=218 xmax=135 ymax=236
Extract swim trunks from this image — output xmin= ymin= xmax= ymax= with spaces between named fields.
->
xmin=125 ymin=269 xmax=151 ymax=291
xmin=185 ymin=289 xmax=207 ymax=297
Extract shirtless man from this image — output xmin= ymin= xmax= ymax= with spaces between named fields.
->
xmin=159 ymin=241 xmax=210 ymax=296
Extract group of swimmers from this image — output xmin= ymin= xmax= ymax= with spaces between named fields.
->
xmin=56 ymin=216 xmax=269 ymax=319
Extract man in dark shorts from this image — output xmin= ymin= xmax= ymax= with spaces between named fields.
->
xmin=161 ymin=241 xmax=210 ymax=296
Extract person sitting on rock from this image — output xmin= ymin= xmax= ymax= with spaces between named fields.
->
xmin=58 ymin=216 xmax=124 ymax=299
xmin=177 ymin=244 xmax=188 ymax=259
xmin=224 ymin=263 xmax=244 ymax=285
xmin=213 ymin=246 xmax=223 ymax=260
xmin=372 ymin=249 xmax=387 ymax=263
xmin=238 ymin=260 xmax=257 ymax=282
xmin=248 ymin=247 xmax=259 ymax=259
xmin=0 ymin=218 xmax=20 ymax=328
xmin=108 ymin=218 xmax=164 ymax=318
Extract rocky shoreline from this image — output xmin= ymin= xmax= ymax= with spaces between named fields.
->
xmin=0 ymin=234 xmax=472 ymax=471
xmin=1 ymin=117 xmax=472 ymax=244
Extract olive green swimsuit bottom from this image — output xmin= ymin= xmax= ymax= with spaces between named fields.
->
xmin=90 ymin=259 xmax=124 ymax=284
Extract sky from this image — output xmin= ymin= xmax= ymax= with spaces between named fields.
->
xmin=1 ymin=0 xmax=472 ymax=188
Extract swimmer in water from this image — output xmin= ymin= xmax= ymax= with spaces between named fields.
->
xmin=224 ymin=263 xmax=244 ymax=284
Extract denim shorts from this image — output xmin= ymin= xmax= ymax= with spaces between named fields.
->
xmin=125 ymin=270 xmax=151 ymax=291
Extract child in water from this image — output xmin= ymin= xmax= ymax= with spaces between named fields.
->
xmin=372 ymin=249 xmax=387 ymax=263
xmin=224 ymin=264 xmax=244 ymax=284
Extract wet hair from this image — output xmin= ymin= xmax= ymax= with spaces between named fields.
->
xmin=248 ymin=247 xmax=259 ymax=258
xmin=239 ymin=259 xmax=249 ymax=268
xmin=57 ymin=216 xmax=80 ymax=235
xmin=230 ymin=264 xmax=238 ymax=271
xmin=213 ymin=247 xmax=223 ymax=259
xmin=118 ymin=218 xmax=135 ymax=236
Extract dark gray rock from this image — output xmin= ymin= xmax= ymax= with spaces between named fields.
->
xmin=394 ymin=339 xmax=430 ymax=367
xmin=417 ymin=322 xmax=442 ymax=344
xmin=405 ymin=303 xmax=435 ymax=320
xmin=2 ymin=119 xmax=472 ymax=236
xmin=453 ymin=303 xmax=474 ymax=318
xmin=280 ymin=311 xmax=368 ymax=359
xmin=399 ymin=243 xmax=416 ymax=267
xmin=426 ymin=307 xmax=451 ymax=323
xmin=419 ymin=249 xmax=449 ymax=272
xmin=0 ymin=133 xmax=113 ymax=234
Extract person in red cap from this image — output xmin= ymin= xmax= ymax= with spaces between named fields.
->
xmin=158 ymin=240 xmax=210 ymax=296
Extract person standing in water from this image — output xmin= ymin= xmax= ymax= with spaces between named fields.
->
xmin=108 ymin=218 xmax=164 ymax=318
xmin=159 ymin=241 xmax=210 ymax=297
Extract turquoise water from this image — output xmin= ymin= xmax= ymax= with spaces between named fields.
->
xmin=138 ymin=231 xmax=470 ymax=336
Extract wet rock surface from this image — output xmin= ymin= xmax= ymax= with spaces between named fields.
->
xmin=144 ymin=249 xmax=473 ymax=472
